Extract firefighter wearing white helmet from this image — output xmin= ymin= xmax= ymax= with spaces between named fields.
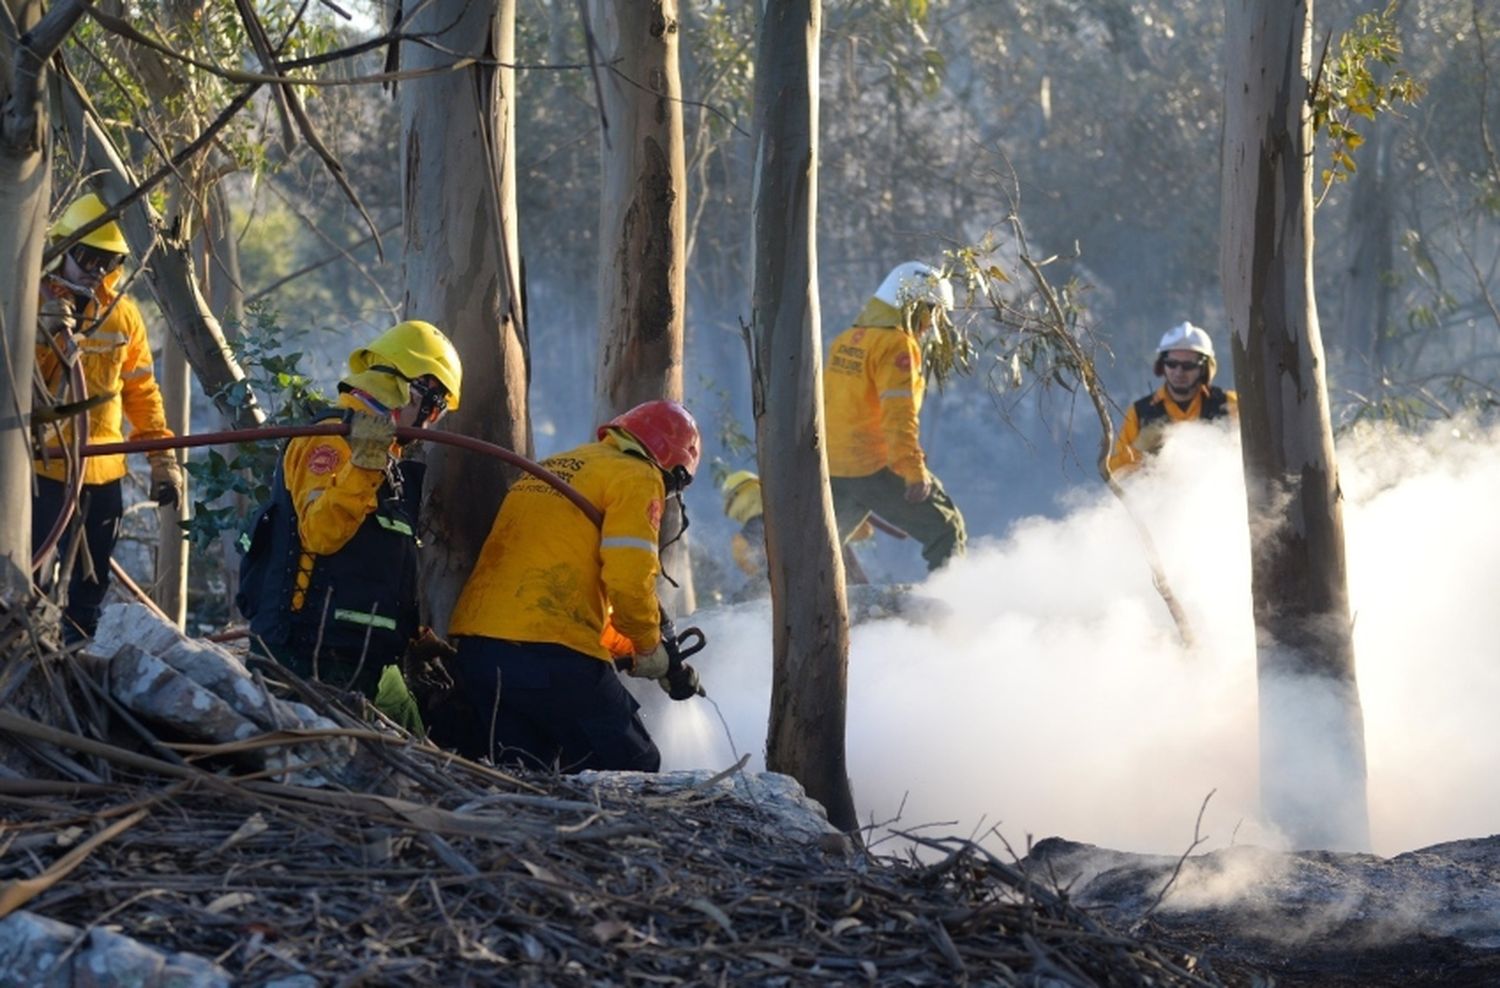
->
xmin=236 ymin=320 xmax=463 ymax=733
xmin=1107 ymin=321 xmax=1238 ymax=474
xmin=32 ymin=193 xmax=180 ymax=641
xmin=823 ymin=262 xmax=966 ymax=571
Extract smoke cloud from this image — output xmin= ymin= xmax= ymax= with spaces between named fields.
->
xmin=653 ymin=419 xmax=1500 ymax=858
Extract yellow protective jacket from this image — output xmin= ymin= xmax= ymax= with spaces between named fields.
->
xmin=449 ymin=435 xmax=665 ymax=662
xmin=279 ymin=393 xmax=392 ymax=612
xmin=824 ymin=307 xmax=928 ymax=484
xmin=1108 ymin=384 xmax=1238 ymax=474
xmin=34 ymin=270 xmax=171 ymax=484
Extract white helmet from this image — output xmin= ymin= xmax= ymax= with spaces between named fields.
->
xmin=874 ymin=261 xmax=954 ymax=312
xmin=1154 ymin=321 xmax=1218 ymax=383
xmin=1156 ymin=321 xmax=1214 ymax=359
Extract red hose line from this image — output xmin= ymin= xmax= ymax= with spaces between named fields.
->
xmin=70 ymin=423 xmax=605 ymax=527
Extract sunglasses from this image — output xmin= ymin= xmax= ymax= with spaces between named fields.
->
xmin=1161 ymin=359 xmax=1204 ymax=371
xmin=69 ymin=244 xmax=126 ymax=275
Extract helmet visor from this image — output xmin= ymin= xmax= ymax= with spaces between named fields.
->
xmin=70 ymin=243 xmax=125 ymax=276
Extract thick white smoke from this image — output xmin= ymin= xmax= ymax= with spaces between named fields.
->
xmin=653 ymin=419 xmax=1500 ymax=857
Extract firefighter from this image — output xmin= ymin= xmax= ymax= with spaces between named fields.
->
xmin=722 ymin=470 xmax=766 ymax=580
xmin=32 ymin=193 xmax=182 ymax=641
xmin=1107 ymin=322 xmax=1238 ymax=475
xmin=440 ymin=399 xmax=702 ymax=773
xmin=235 ymin=320 xmax=462 ymax=730
xmin=824 ymin=261 xmax=966 ymax=572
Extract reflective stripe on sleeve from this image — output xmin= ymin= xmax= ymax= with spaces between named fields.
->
xmin=600 ymin=536 xmax=659 ymax=553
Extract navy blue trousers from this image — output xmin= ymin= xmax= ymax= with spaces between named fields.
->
xmin=33 ymin=476 xmax=123 ymax=638
xmin=436 ymin=636 xmax=661 ymax=774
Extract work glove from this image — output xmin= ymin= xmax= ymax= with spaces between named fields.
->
xmin=37 ymin=290 xmax=78 ymax=338
xmin=148 ymin=452 xmax=185 ymax=508
xmin=402 ymin=627 xmax=457 ymax=716
xmin=628 ymin=641 xmax=671 ymax=681
xmin=660 ymin=662 xmax=702 ymax=702
xmin=347 ymin=412 xmax=397 ymax=471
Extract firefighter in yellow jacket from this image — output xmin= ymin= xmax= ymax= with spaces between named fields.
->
xmin=824 ymin=261 xmax=966 ymax=572
xmin=1107 ymin=322 xmax=1238 ymax=475
xmin=235 ymin=320 xmax=461 ymax=730
xmin=32 ymin=194 xmax=182 ymax=640
xmin=442 ymin=399 xmax=702 ymax=773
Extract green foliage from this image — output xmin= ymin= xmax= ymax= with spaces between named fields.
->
xmin=181 ymin=305 xmax=326 ymax=551
xmin=1311 ymin=3 xmax=1424 ymax=194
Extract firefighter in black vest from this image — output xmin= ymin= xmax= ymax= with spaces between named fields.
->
xmin=235 ymin=321 xmax=462 ymax=728
xmin=1108 ymin=322 xmax=1238 ymax=475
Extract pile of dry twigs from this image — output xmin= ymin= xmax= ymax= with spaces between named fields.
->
xmin=0 ymin=601 xmax=1249 ymax=986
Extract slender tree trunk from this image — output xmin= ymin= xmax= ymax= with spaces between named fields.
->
xmin=0 ymin=0 xmax=68 ymax=597
xmin=1337 ymin=120 xmax=1393 ymax=397
xmin=1221 ymin=0 xmax=1370 ymax=851
xmin=751 ymin=0 xmax=856 ymax=833
xmin=400 ymin=0 xmax=530 ymax=634
xmin=154 ymin=333 xmax=189 ymax=627
xmin=589 ymin=0 xmax=694 ymax=614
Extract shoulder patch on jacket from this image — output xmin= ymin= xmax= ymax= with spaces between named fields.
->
xmin=646 ymin=498 xmax=664 ymax=531
xmin=307 ymin=444 xmax=341 ymax=475
xmin=894 ymin=351 xmax=913 ymax=372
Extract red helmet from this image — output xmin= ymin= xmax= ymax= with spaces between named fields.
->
xmin=599 ymin=399 xmax=701 ymax=482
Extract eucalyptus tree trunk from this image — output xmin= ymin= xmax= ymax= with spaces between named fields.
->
xmin=751 ymin=0 xmax=855 ymax=834
xmin=1221 ymin=0 xmax=1370 ymax=851
xmin=1337 ymin=118 xmax=1393 ymax=398
xmin=589 ymin=0 xmax=694 ymax=614
xmin=400 ymin=0 xmax=530 ymax=634
xmin=0 ymin=0 xmax=74 ymax=597
xmin=154 ymin=333 xmax=189 ymax=627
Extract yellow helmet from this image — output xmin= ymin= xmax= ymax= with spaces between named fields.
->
xmin=50 ymin=193 xmax=129 ymax=255
xmin=348 ymin=320 xmax=463 ymax=410
xmin=721 ymin=470 xmax=763 ymax=523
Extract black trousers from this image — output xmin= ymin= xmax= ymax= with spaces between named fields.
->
xmin=33 ymin=475 xmax=123 ymax=638
xmin=436 ymin=637 xmax=661 ymax=774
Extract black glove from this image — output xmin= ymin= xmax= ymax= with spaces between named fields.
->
xmin=149 ymin=453 xmax=184 ymax=507
xmin=660 ymin=662 xmax=701 ymax=701
xmin=403 ymin=627 xmax=457 ymax=714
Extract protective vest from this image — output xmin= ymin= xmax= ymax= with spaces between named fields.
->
xmin=34 ymin=270 xmax=171 ymax=484
xmin=1133 ymin=386 xmax=1232 ymax=426
xmin=449 ymin=437 xmax=665 ymax=661
xmin=236 ymin=409 xmax=423 ymax=660
xmin=1108 ymin=384 xmax=1238 ymax=474
xmin=824 ymin=323 xmax=928 ymax=484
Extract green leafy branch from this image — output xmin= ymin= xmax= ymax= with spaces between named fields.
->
xmin=1310 ymin=2 xmax=1424 ymax=197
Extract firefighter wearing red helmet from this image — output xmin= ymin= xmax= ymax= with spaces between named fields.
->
xmin=441 ymin=399 xmax=701 ymax=772
xmin=1108 ymin=322 xmax=1239 ymax=475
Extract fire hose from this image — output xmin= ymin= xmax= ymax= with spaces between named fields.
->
xmin=48 ymin=421 xmax=707 ymax=694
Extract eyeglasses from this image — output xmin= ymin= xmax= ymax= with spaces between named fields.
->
xmin=1161 ymin=359 xmax=1204 ymax=371
xmin=69 ymin=244 xmax=125 ymax=275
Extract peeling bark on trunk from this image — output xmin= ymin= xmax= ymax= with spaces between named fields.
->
xmin=751 ymin=0 xmax=856 ymax=833
xmin=400 ymin=0 xmax=530 ymax=633
xmin=590 ymin=0 xmax=694 ymax=614
xmin=1220 ymin=0 xmax=1370 ymax=851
